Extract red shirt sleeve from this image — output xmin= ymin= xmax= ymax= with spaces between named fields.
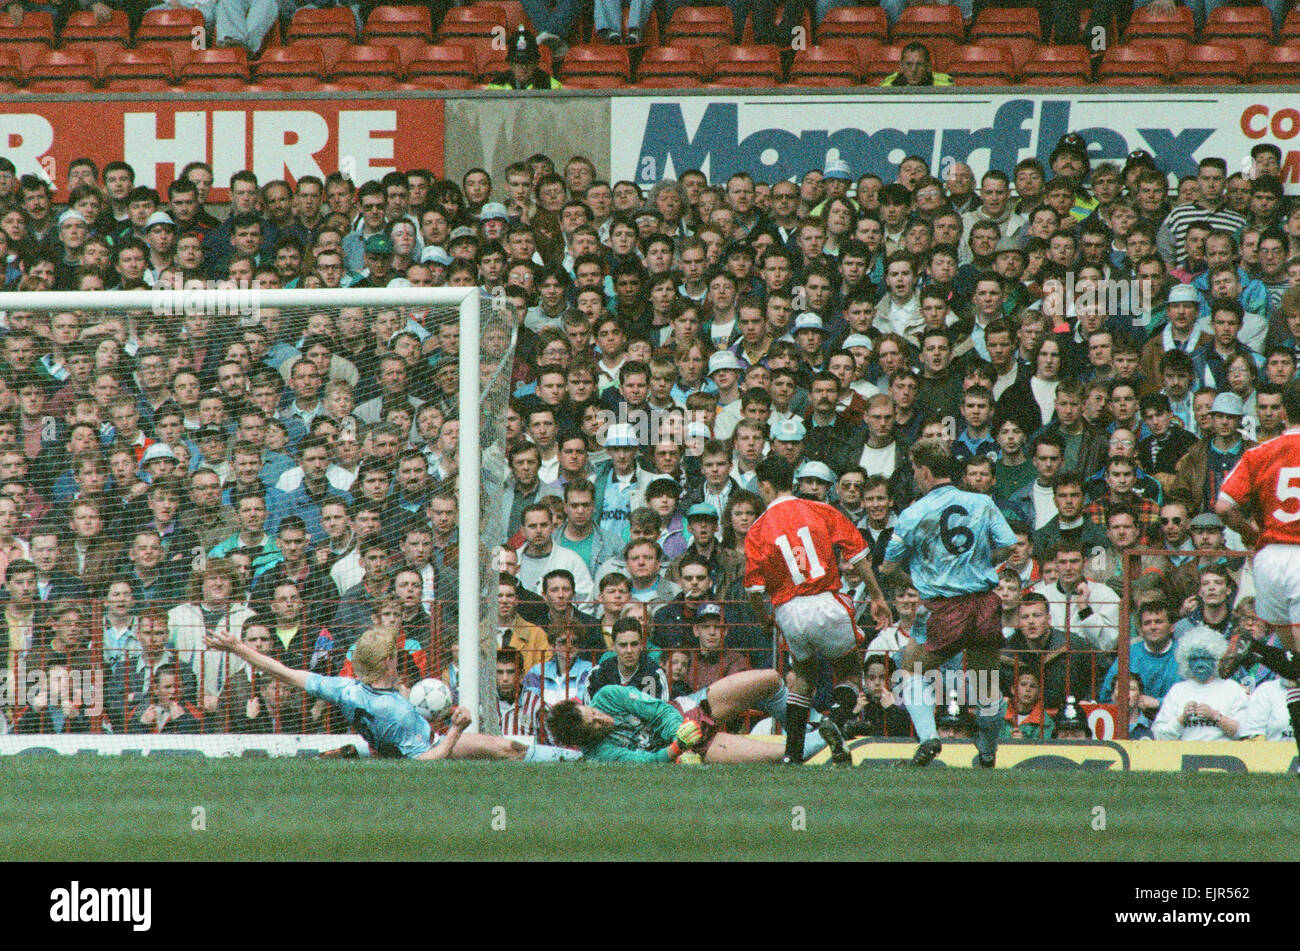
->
xmin=743 ymin=515 xmax=767 ymax=592
xmin=825 ymin=504 xmax=868 ymax=564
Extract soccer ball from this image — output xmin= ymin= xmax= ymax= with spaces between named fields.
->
xmin=409 ymin=678 xmax=453 ymax=722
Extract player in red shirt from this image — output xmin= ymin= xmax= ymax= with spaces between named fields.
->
xmin=1217 ymin=379 xmax=1300 ymax=761
xmin=746 ymin=455 xmax=890 ymax=764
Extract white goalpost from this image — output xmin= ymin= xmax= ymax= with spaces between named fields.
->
xmin=0 ymin=285 xmax=503 ymax=736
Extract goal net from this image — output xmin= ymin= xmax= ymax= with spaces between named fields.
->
xmin=0 ymin=285 xmax=512 ymax=748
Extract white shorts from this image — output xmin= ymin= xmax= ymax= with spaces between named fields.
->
xmin=774 ymin=590 xmax=861 ymax=663
xmin=1251 ymin=545 xmax=1300 ymax=626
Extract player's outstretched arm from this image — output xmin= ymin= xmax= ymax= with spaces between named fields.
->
xmin=415 ymin=706 xmax=471 ymax=760
xmin=205 ymin=630 xmax=309 ymax=691
xmin=849 ymin=554 xmax=891 ymax=628
xmin=1214 ymin=493 xmax=1259 ymax=547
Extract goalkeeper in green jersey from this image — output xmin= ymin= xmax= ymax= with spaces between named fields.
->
xmin=546 ymin=669 xmax=834 ymax=763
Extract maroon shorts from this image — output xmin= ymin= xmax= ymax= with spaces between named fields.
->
xmin=672 ymin=697 xmax=720 ymax=754
xmin=922 ymin=589 xmax=1003 ymax=658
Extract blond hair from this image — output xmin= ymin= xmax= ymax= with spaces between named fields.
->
xmin=352 ymin=627 xmax=399 ymax=684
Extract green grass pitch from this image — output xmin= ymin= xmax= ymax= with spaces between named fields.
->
xmin=1 ymin=757 xmax=1296 ymax=861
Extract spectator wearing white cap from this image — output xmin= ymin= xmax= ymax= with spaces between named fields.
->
xmin=707 ymin=350 xmax=746 ymax=441
xmin=591 ymin=422 xmax=654 ymax=548
xmin=794 ymin=460 xmax=836 ymax=501
xmin=792 ymin=312 xmax=827 ymax=376
xmin=142 ymin=211 xmax=176 ymax=287
xmin=809 ymin=160 xmax=855 ymax=218
xmin=54 ymin=210 xmax=90 ymax=290
xmin=478 ymin=202 xmax=511 ymax=244
xmin=1172 ymin=391 xmax=1256 ymax=516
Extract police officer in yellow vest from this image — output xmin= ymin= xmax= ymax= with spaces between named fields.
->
xmin=486 ymin=26 xmax=564 ymax=90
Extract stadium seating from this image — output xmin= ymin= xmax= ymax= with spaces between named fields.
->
xmin=102 ymin=47 xmax=175 ymax=91
xmin=1123 ymin=5 xmax=1194 ymax=67
xmin=1252 ymin=43 xmax=1300 ymax=82
xmin=0 ymin=50 xmax=21 ymax=91
xmin=788 ymin=44 xmax=862 ymax=86
xmin=251 ymin=43 xmax=326 ymax=89
xmin=286 ymin=7 xmax=357 ymax=68
xmin=0 ymin=9 xmax=55 ymax=72
xmin=59 ymin=9 xmax=130 ymax=64
xmin=26 ymin=47 xmax=98 ymax=92
xmin=364 ymin=5 xmax=434 ymax=66
xmin=635 ymin=44 xmax=709 ymax=86
xmin=437 ymin=3 xmax=507 ymax=54
xmin=406 ymin=43 xmax=479 ymax=84
xmin=331 ymin=44 xmax=403 ymax=87
xmin=710 ymin=45 xmax=782 ymax=86
xmin=1281 ymin=7 xmax=1300 ymax=44
xmin=893 ymin=5 xmax=963 ymax=65
xmin=1097 ymin=43 xmax=1169 ymax=84
xmin=560 ymin=44 xmax=632 ymax=86
xmin=1019 ymin=44 xmax=1090 ymax=85
xmin=971 ymin=7 xmax=1039 ymax=70
xmin=817 ymin=6 xmax=887 ymax=44
xmin=664 ymin=6 xmax=734 ymax=47
xmin=177 ymin=46 xmax=250 ymax=89
xmin=1175 ymin=42 xmax=1246 ymax=84
xmin=948 ymin=43 xmax=1016 ymax=84
xmin=1203 ymin=5 xmax=1273 ymax=61
xmin=136 ymin=8 xmax=207 ymax=70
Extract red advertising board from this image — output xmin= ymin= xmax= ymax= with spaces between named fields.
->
xmin=0 ymin=97 xmax=444 ymax=200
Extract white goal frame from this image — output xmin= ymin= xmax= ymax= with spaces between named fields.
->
xmin=0 ymin=286 xmax=487 ymax=729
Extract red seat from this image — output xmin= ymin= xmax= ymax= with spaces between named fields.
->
xmin=788 ymin=43 xmax=861 ymax=85
xmin=475 ymin=41 xmax=552 ymax=78
xmin=59 ymin=9 xmax=130 ymax=61
xmin=1175 ymin=42 xmax=1246 ymax=84
xmin=402 ymin=74 xmax=475 ymax=89
xmin=136 ymin=8 xmax=206 ymax=70
xmin=1097 ymin=43 xmax=1168 ymax=84
xmin=861 ymin=42 xmax=907 ymax=84
xmin=498 ymin=1 xmax=534 ymax=34
xmin=407 ymin=42 xmax=478 ymax=81
xmin=561 ymin=43 xmax=631 ymax=81
xmin=0 ymin=50 xmax=20 ymax=90
xmin=972 ymin=6 xmax=1040 ymax=39
xmin=438 ymin=3 xmax=507 ymax=41
xmin=177 ymin=45 xmax=249 ymax=87
xmin=287 ymin=7 xmax=356 ymax=67
xmin=1124 ymin=3 xmax=1193 ymax=66
xmin=1020 ymin=43 xmax=1089 ymax=84
xmin=364 ymin=4 xmax=432 ymax=64
xmin=26 ymin=48 xmax=98 ymax=91
xmin=636 ymin=44 xmax=707 ymax=84
xmin=711 ymin=43 xmax=782 ymax=85
xmin=0 ymin=9 xmax=54 ymax=72
xmin=949 ymin=42 xmax=1015 ymax=83
xmin=102 ymin=47 xmax=174 ymax=90
xmin=1281 ymin=7 xmax=1300 ymax=43
xmin=971 ymin=7 xmax=1039 ymax=67
xmin=817 ymin=5 xmax=886 ymax=43
xmin=665 ymin=5 xmax=734 ymax=44
xmin=331 ymin=43 xmax=402 ymax=84
xmin=1203 ymin=5 xmax=1273 ymax=61
xmin=893 ymin=4 xmax=964 ymax=59
xmin=1252 ymin=43 xmax=1300 ymax=82
xmin=253 ymin=43 xmax=326 ymax=85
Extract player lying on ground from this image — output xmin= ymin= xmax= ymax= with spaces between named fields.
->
xmin=745 ymin=454 xmax=891 ymax=764
xmin=547 ymin=669 xmax=832 ymax=763
xmin=205 ymin=624 xmax=576 ymax=761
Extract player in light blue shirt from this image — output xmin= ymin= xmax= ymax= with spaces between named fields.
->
xmin=206 ymin=622 xmax=580 ymax=761
xmin=882 ymin=439 xmax=1018 ymax=769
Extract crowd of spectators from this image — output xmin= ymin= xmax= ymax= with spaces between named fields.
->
xmin=0 ymin=126 xmax=1298 ymax=746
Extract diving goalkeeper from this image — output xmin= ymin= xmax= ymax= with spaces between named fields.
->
xmin=547 ymin=669 xmax=833 ymax=763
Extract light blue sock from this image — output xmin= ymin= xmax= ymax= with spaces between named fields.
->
xmin=801 ymin=727 xmax=828 ymax=760
xmin=754 ymin=679 xmax=788 ymax=727
xmin=524 ymin=743 xmax=584 ymax=762
xmin=902 ymin=673 xmax=938 ymax=743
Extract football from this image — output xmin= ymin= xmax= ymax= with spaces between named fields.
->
xmin=408 ymin=678 xmax=454 ymax=722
